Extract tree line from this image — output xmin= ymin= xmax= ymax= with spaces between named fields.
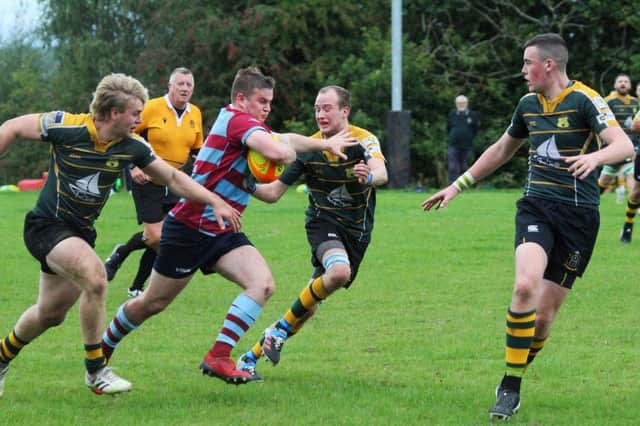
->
xmin=2 ymin=0 xmax=640 ymax=188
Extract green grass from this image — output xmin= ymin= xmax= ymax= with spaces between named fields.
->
xmin=0 ymin=189 xmax=638 ymax=425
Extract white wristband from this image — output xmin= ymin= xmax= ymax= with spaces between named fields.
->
xmin=453 ymin=171 xmax=476 ymax=192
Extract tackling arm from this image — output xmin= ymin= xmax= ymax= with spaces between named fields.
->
xmin=465 ymin=131 xmax=525 ymax=183
xmin=142 ymin=158 xmax=242 ymax=231
xmin=0 ymin=114 xmax=42 ymax=155
xmin=246 ymin=130 xmax=296 ymax=165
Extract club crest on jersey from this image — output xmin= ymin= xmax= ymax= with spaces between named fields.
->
xmin=556 ymin=116 xmax=570 ymax=128
xmin=105 ymin=160 xmax=120 ymax=168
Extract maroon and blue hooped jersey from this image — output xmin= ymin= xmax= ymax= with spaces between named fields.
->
xmin=170 ymin=105 xmax=269 ymax=236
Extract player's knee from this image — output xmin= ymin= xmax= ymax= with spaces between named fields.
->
xmin=512 ymin=274 xmax=539 ymax=303
xmin=322 ymin=251 xmax=351 ymax=290
xmin=260 ymin=275 xmax=276 ymax=300
xmin=324 ymin=263 xmax=351 ymax=289
xmin=144 ymin=230 xmax=162 ymax=247
xmin=80 ymin=269 xmax=108 ymax=300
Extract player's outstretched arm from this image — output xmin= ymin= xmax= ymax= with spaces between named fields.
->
xmin=280 ymin=129 xmax=358 ymax=160
xmin=143 ymin=159 xmax=242 ymax=232
xmin=247 ymin=130 xmax=296 ymax=165
xmin=0 ymin=114 xmax=41 ymax=154
xmin=422 ymin=131 xmax=525 ymax=211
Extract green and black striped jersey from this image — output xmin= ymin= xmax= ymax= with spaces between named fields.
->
xmin=32 ymin=111 xmax=156 ymax=231
xmin=604 ymin=92 xmax=639 ymax=144
xmin=507 ymin=81 xmax=618 ymax=207
xmin=279 ymin=125 xmax=385 ymax=241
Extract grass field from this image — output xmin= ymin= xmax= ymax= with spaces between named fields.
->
xmin=0 ymin=189 xmax=638 ymax=425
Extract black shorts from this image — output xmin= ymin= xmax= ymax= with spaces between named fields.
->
xmin=154 ymin=216 xmax=252 ymax=279
xmin=23 ymin=211 xmax=96 ymax=274
xmin=305 ymin=218 xmax=370 ymax=288
xmin=514 ymin=197 xmax=599 ymax=289
xmin=131 ymin=181 xmax=180 ymax=224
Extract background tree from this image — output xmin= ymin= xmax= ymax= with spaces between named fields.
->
xmin=3 ymin=0 xmax=640 ymax=186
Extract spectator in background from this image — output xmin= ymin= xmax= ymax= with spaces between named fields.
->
xmin=447 ymin=95 xmax=479 ymax=184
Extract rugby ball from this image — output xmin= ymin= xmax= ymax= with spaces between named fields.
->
xmin=247 ymin=134 xmax=285 ymax=183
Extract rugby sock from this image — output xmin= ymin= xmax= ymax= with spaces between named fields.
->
xmin=625 ymin=199 xmax=640 ymax=224
xmin=245 ymin=319 xmax=305 ymax=362
xmin=244 ymin=279 xmax=327 ymax=363
xmin=504 ymin=308 xmax=536 ymax=378
xmin=0 ymin=330 xmax=28 ymax=363
xmin=119 ymin=232 xmax=147 ymax=258
xmin=524 ymin=336 xmax=548 ymax=371
xmin=102 ymin=304 xmax=140 ymax=362
xmin=84 ymin=343 xmax=105 ymax=374
xmin=209 ymin=294 xmax=262 ymax=359
xmin=130 ymin=248 xmax=156 ymax=291
xmin=598 ymin=181 xmax=608 ymax=194
xmin=280 ymin=276 xmax=329 ymax=330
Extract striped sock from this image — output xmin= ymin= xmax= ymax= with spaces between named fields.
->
xmin=84 ymin=343 xmax=105 ymax=374
xmin=505 ymin=308 xmax=536 ymax=378
xmin=102 ymin=304 xmax=139 ymax=362
xmin=244 ymin=278 xmax=328 ymax=363
xmin=0 ymin=330 xmax=28 ymax=363
xmin=524 ymin=336 xmax=548 ymax=372
xmin=282 ymin=277 xmax=329 ymax=329
xmin=625 ymin=199 xmax=640 ymax=223
xmin=210 ymin=294 xmax=262 ymax=359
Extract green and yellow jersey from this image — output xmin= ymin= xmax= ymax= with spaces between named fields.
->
xmin=33 ymin=111 xmax=156 ymax=231
xmin=279 ymin=124 xmax=385 ymax=241
xmin=508 ymin=81 xmax=618 ymax=207
xmin=135 ymin=95 xmax=203 ymax=169
xmin=604 ymin=91 xmax=639 ymax=144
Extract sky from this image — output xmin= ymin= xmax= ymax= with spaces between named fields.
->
xmin=0 ymin=0 xmax=43 ymax=41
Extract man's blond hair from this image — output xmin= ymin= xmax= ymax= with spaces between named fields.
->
xmin=90 ymin=73 xmax=149 ymax=120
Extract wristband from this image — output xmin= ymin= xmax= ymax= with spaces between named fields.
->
xmin=366 ymin=172 xmax=374 ymax=185
xmin=452 ymin=171 xmax=476 ymax=192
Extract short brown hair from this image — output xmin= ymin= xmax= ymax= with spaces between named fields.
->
xmin=318 ymin=85 xmax=351 ymax=108
xmin=230 ymin=66 xmax=275 ymax=102
xmin=523 ymin=33 xmax=568 ymax=72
